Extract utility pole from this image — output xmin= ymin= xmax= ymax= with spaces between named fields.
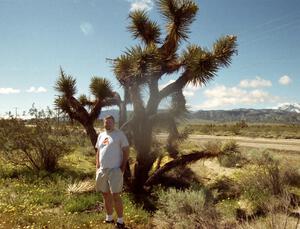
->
xmin=13 ymin=107 xmax=18 ymax=118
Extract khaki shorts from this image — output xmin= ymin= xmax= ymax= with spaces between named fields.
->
xmin=96 ymin=168 xmax=123 ymax=193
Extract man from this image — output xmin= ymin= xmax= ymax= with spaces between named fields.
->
xmin=95 ymin=115 xmax=129 ymax=229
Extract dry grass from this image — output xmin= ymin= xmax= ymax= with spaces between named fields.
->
xmin=67 ymin=179 xmax=95 ymax=194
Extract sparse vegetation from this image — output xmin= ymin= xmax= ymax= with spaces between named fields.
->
xmin=153 ymin=188 xmax=220 ymax=228
xmin=0 ymin=107 xmax=73 ymax=172
xmin=183 ymin=122 xmax=300 ymax=139
xmin=0 ymin=119 xmax=299 ymax=228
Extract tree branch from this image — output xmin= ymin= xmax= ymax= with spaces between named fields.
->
xmin=144 ymin=150 xmax=219 ymax=187
xmin=158 ymin=70 xmax=190 ymax=100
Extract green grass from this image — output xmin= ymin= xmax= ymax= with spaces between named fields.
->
xmin=0 ymin=144 xmax=150 ymax=228
xmin=1 ymin=122 xmax=300 ymax=228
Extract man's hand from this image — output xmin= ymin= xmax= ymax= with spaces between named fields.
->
xmin=120 ymin=166 xmax=125 ymax=174
xmin=96 ymin=149 xmax=100 ymax=170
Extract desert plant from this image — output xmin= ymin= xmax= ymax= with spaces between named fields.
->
xmin=234 ymin=153 xmax=296 ymax=218
xmin=203 ymin=140 xmax=222 ymax=155
xmin=209 ymin=176 xmax=240 ymax=201
xmin=111 ymin=0 xmax=237 ymax=193
xmin=54 ymin=68 xmax=125 ymax=147
xmin=0 ymin=107 xmax=72 ymax=172
xmin=218 ymin=141 xmax=245 ymax=168
xmin=153 ymin=188 xmax=219 ymax=228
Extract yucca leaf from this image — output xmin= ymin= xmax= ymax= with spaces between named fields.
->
xmin=128 ymin=10 xmax=161 ymax=44
xmin=89 ymin=77 xmax=113 ymax=100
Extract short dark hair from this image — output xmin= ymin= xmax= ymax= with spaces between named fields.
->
xmin=104 ymin=115 xmax=115 ymax=123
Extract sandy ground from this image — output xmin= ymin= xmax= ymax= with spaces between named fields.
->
xmin=157 ymin=134 xmax=300 ymax=152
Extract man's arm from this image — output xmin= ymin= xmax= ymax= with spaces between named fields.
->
xmin=96 ymin=149 xmax=100 ymax=169
xmin=120 ymin=146 xmax=129 ymax=173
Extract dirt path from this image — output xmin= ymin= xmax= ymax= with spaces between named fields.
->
xmin=157 ymin=134 xmax=300 ymax=152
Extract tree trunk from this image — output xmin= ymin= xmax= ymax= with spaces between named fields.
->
xmin=131 ymin=118 xmax=156 ymax=193
xmin=84 ymin=122 xmax=98 ymax=148
xmin=118 ymin=101 xmax=127 ymax=128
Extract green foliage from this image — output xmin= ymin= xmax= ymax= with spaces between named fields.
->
xmin=153 ymin=188 xmax=219 ymax=228
xmin=0 ymin=155 xmax=150 ymax=228
xmin=128 ymin=10 xmax=161 ymax=44
xmin=89 ymin=77 xmax=113 ymax=100
xmin=157 ymin=0 xmax=198 ymax=40
xmin=228 ymin=120 xmax=248 ymax=135
xmin=64 ymin=193 xmax=101 ymax=213
xmin=209 ymin=176 xmax=240 ymax=201
xmin=183 ymin=122 xmax=300 ymax=138
xmin=55 ymin=68 xmax=77 ymax=97
xmin=218 ymin=141 xmax=245 ymax=168
xmin=0 ymin=107 xmax=73 ymax=172
xmin=234 ymin=153 xmax=290 ymax=215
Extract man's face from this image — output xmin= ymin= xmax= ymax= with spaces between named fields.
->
xmin=104 ymin=118 xmax=114 ymax=131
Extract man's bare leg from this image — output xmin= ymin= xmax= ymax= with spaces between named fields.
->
xmin=102 ymin=192 xmax=114 ymax=217
xmin=113 ymin=193 xmax=124 ymax=224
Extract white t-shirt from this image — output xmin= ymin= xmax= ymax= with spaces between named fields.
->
xmin=95 ymin=129 xmax=129 ymax=169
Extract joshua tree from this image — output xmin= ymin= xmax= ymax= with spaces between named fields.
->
xmin=54 ymin=68 xmax=120 ymax=147
xmin=113 ymin=0 xmax=238 ymax=193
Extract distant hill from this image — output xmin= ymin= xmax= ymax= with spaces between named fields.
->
xmin=277 ymin=103 xmax=300 ymax=113
xmin=99 ymin=104 xmax=300 ymax=124
xmin=189 ymin=108 xmax=300 ymax=123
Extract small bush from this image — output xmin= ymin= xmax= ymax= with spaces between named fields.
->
xmin=209 ymin=176 xmax=240 ymax=201
xmin=234 ymin=153 xmax=291 ymax=216
xmin=153 ymin=188 xmax=219 ymax=228
xmin=281 ymin=164 xmax=300 ymax=187
xmin=0 ymin=107 xmax=73 ymax=172
xmin=203 ymin=140 xmax=222 ymax=154
xmin=218 ymin=141 xmax=245 ymax=168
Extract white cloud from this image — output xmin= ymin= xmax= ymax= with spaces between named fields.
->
xmin=80 ymin=22 xmax=94 ymax=36
xmin=279 ymin=75 xmax=291 ymax=85
xmin=26 ymin=86 xmax=47 ymax=93
xmin=239 ymin=76 xmax=272 ymax=88
xmin=183 ymin=83 xmax=201 ymax=97
xmin=127 ymin=0 xmax=153 ymax=11
xmin=196 ymin=85 xmax=278 ymax=109
xmin=0 ymin=88 xmax=20 ymax=94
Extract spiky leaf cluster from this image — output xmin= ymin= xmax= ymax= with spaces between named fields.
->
xmin=90 ymin=77 xmax=113 ymax=100
xmin=213 ymin=35 xmax=238 ymax=67
xmin=158 ymin=0 xmax=198 ymax=40
xmin=128 ymin=10 xmax=161 ymax=45
xmin=55 ymin=69 xmax=77 ymax=97
xmin=114 ymin=45 xmax=161 ymax=86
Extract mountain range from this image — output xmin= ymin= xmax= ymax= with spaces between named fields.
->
xmin=100 ymin=103 xmax=300 ymax=124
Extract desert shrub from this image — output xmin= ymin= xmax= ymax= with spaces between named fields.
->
xmin=234 ymin=153 xmax=290 ymax=217
xmin=209 ymin=176 xmax=240 ymax=201
xmin=153 ymin=188 xmax=219 ymax=229
xmin=218 ymin=141 xmax=245 ymax=168
xmin=253 ymin=153 xmax=283 ymax=195
xmin=0 ymin=107 xmax=73 ymax=172
xmin=281 ymin=163 xmax=300 ymax=187
xmin=228 ymin=120 xmax=248 ymax=135
xmin=201 ymin=123 xmax=216 ymax=135
xmin=237 ymin=213 xmax=300 ymax=229
xmin=203 ymin=140 xmax=222 ymax=154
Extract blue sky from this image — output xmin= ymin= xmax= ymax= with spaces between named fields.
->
xmin=0 ymin=0 xmax=299 ymax=117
